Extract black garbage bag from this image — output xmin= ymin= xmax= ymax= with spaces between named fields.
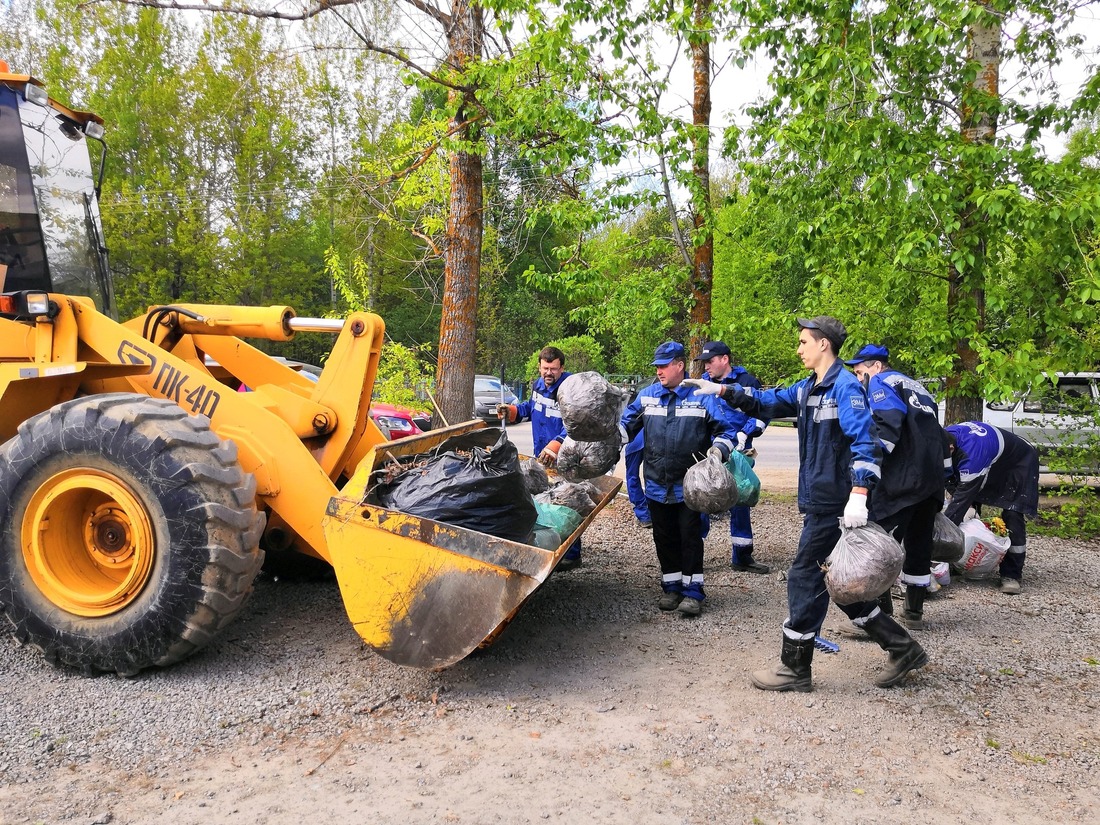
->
xmin=519 ymin=457 xmax=550 ymax=495
xmin=824 ymin=523 xmax=904 ymax=605
xmin=556 ymin=371 xmax=625 ymax=441
xmin=683 ymin=454 xmax=739 ymax=513
xmin=931 ymin=512 xmax=965 ymax=563
xmin=375 ymin=429 xmax=537 ymax=542
xmin=556 ymin=434 xmax=621 ymax=482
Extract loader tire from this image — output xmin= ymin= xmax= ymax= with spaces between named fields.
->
xmin=0 ymin=393 xmax=266 ymax=676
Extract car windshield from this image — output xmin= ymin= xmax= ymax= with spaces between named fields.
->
xmin=474 ymin=378 xmax=503 ymax=393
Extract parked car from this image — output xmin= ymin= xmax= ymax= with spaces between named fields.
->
xmin=369 ymin=401 xmax=432 ymax=440
xmin=473 ymin=374 xmax=519 ymax=422
xmin=937 ymin=372 xmax=1100 ymax=471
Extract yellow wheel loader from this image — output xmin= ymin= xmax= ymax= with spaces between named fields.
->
xmin=0 ymin=62 xmax=620 ymax=676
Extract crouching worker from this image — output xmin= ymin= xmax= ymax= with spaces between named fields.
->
xmin=943 ymin=421 xmax=1040 ymax=595
xmin=620 ymin=342 xmax=736 ymax=617
xmin=684 ymin=316 xmax=929 ymax=691
xmin=497 ymin=346 xmax=581 ymax=570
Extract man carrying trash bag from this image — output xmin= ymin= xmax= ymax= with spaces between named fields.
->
xmin=497 ymin=345 xmax=582 ymax=570
xmin=693 ymin=340 xmax=771 ymax=574
xmin=684 ymin=316 xmax=929 ymax=691
xmin=620 ymin=341 xmax=737 ymax=618
xmin=846 ymin=344 xmax=951 ymax=630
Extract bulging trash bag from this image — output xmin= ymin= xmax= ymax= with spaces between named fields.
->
xmin=556 ymin=434 xmax=621 ymax=482
xmin=931 ymin=512 xmax=965 ymax=563
xmin=556 ymin=372 xmax=625 ymax=441
xmin=519 ymin=457 xmax=550 ymax=495
xmin=536 ymin=482 xmax=597 ymax=517
xmin=374 ymin=429 xmax=537 ymax=542
xmin=683 ymin=453 xmax=739 ymax=514
xmin=824 ymin=522 xmax=905 ymax=605
xmin=726 ymin=450 xmax=761 ymax=508
xmin=954 ymin=518 xmax=1010 ymax=580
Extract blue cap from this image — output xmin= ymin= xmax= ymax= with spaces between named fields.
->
xmin=844 ymin=344 xmax=889 ymax=366
xmin=651 ymin=341 xmax=686 ymax=366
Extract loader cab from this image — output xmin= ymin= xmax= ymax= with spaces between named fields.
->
xmin=0 ymin=63 xmax=116 ymax=318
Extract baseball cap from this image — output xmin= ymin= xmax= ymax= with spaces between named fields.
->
xmin=693 ymin=341 xmax=732 ymax=361
xmin=651 ymin=341 xmax=686 ymax=366
xmin=797 ymin=316 xmax=847 ymax=353
xmin=844 ymin=343 xmax=890 ymax=366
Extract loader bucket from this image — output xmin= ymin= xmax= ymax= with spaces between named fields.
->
xmin=321 ymin=423 xmax=621 ymax=669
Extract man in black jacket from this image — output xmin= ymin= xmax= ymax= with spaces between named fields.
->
xmin=847 ymin=345 xmax=950 ymax=629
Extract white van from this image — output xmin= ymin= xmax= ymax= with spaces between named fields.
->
xmin=938 ymin=373 xmax=1100 ymax=471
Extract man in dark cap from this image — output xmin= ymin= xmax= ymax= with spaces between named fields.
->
xmin=845 ymin=344 xmax=950 ymax=630
xmin=620 ymin=341 xmax=737 ymax=617
xmin=684 ymin=317 xmax=929 ymax=691
xmin=693 ymin=340 xmax=770 ymax=573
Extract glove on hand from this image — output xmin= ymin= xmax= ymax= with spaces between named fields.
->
xmin=538 ymin=440 xmax=562 ymax=467
xmin=842 ymin=492 xmax=869 ymax=529
xmin=681 ymin=378 xmax=723 ymax=396
xmin=496 ymin=403 xmax=518 ymax=424
xmin=706 ymin=445 xmax=724 ymax=462
xmin=735 ymin=432 xmax=749 ymax=451
xmin=964 ymin=507 xmax=978 ymax=522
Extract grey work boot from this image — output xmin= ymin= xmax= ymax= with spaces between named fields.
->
xmin=862 ymin=613 xmax=929 ymax=688
xmin=751 ymin=636 xmax=814 ymax=693
xmin=901 ymin=585 xmax=927 ymax=631
xmin=835 ymin=619 xmax=870 ymax=640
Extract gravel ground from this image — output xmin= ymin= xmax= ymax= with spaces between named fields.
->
xmin=1 ymin=490 xmax=1098 ymax=825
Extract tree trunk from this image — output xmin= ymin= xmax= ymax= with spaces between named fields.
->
xmin=945 ymin=5 xmax=999 ymax=425
xmin=688 ymin=0 xmax=713 ymax=376
xmin=434 ymin=0 xmax=484 ymax=428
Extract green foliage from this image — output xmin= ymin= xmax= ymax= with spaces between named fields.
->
xmin=373 ymin=340 xmax=433 ymax=410
xmin=523 ymin=335 xmax=606 ymax=381
xmin=732 ymin=0 xmax=1100 ymax=400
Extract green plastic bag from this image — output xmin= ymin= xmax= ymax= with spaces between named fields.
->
xmin=533 ymin=501 xmax=583 ymax=538
xmin=725 ymin=450 xmax=761 ymax=507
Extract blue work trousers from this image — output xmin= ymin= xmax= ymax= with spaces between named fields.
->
xmin=648 ymin=498 xmax=705 ymax=601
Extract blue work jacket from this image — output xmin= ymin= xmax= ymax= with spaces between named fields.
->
xmin=515 ymin=372 xmax=571 ymax=454
xmin=723 ymin=359 xmax=881 ymax=514
xmin=703 ymin=365 xmax=767 ymax=450
xmin=620 ymin=381 xmax=736 ymax=504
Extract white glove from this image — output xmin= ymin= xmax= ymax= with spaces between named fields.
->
xmin=964 ymin=507 xmax=977 ymax=522
xmin=681 ymin=378 xmax=723 ymax=396
xmin=842 ymin=492 xmax=868 ymax=529
xmin=706 ymin=446 xmax=724 ymax=461
xmin=736 ymin=432 xmax=748 ymax=451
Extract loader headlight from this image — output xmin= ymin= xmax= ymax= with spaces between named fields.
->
xmin=23 ymin=83 xmax=49 ymax=107
xmin=0 ymin=291 xmax=56 ymax=320
xmin=85 ymin=121 xmax=105 ymax=140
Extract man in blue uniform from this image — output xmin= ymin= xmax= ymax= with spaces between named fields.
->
xmin=693 ymin=340 xmax=770 ymax=573
xmin=497 ymin=346 xmax=582 ymax=569
xmin=620 ymin=341 xmax=737 ymax=617
xmin=847 ymin=344 xmax=949 ymax=629
xmin=943 ymin=421 xmax=1040 ymax=595
xmin=685 ymin=317 xmax=928 ymax=691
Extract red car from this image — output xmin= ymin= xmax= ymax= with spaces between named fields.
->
xmin=369 ymin=401 xmax=432 ymax=440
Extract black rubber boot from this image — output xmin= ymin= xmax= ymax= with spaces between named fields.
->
xmin=751 ymin=636 xmax=814 ymax=692
xmin=863 ymin=613 xmax=929 ymax=688
xmin=902 ymin=586 xmax=927 ymax=631
xmin=877 ymin=589 xmax=894 ymax=616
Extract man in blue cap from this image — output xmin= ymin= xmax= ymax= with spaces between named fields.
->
xmin=846 ymin=344 xmax=950 ymax=630
xmin=684 ymin=317 xmax=928 ymax=691
xmin=620 ymin=341 xmax=737 ymax=617
xmin=693 ymin=340 xmax=770 ymax=573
